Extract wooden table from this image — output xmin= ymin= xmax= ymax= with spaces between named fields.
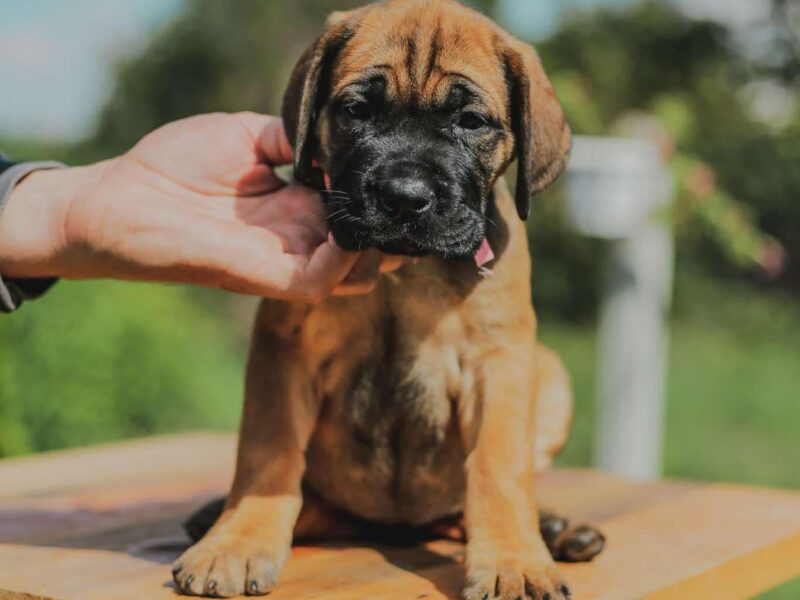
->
xmin=0 ymin=433 xmax=798 ymax=600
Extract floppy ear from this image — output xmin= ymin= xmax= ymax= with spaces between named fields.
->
xmin=503 ymin=40 xmax=571 ymax=220
xmin=282 ymin=15 xmax=356 ymax=184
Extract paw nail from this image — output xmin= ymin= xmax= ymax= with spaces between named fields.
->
xmin=250 ymin=580 xmax=259 ymax=593
xmin=171 ymin=564 xmax=182 ymax=576
xmin=561 ymin=585 xmax=572 ymax=599
xmin=185 ymin=574 xmax=194 ymax=587
xmin=206 ymin=579 xmax=217 ymax=592
xmin=543 ymin=594 xmax=552 ymax=600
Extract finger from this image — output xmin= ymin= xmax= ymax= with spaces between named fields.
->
xmin=226 ymin=112 xmax=292 ymax=195
xmin=235 ymin=163 xmax=287 ymax=196
xmin=234 ymin=112 xmax=293 ymax=167
xmin=286 ymin=235 xmax=361 ymax=302
xmin=333 ymin=249 xmax=382 ymax=296
xmin=379 ymin=254 xmax=405 ymax=273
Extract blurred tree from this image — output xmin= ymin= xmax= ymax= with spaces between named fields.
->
xmin=0 ymin=281 xmax=244 ymax=457
xmin=529 ymin=0 xmax=800 ymax=317
xmin=72 ymin=0 xmax=363 ymax=162
xmin=767 ymin=0 xmax=800 ymax=84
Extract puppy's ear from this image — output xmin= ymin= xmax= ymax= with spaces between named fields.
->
xmin=282 ymin=13 xmax=357 ymax=184
xmin=502 ymin=39 xmax=571 ymax=220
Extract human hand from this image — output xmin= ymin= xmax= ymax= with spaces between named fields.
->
xmin=0 ymin=112 xmax=392 ymax=302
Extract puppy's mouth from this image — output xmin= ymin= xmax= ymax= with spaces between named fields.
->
xmin=325 ymin=197 xmax=485 ymax=259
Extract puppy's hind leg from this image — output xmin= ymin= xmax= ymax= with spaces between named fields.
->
xmin=418 ymin=512 xmax=605 ymax=564
xmin=531 ymin=344 xmax=606 ymax=563
xmin=532 ymin=343 xmax=573 ymax=471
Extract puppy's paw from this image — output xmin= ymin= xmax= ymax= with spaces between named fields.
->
xmin=540 ymin=512 xmax=606 ymax=563
xmin=172 ymin=532 xmax=289 ymax=597
xmin=464 ymin=556 xmax=571 ymax=600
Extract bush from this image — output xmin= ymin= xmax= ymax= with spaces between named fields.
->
xmin=0 ymin=280 xmax=245 ymax=456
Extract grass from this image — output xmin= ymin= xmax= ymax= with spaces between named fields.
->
xmin=0 ymin=280 xmax=244 ymax=456
xmin=545 ymin=272 xmax=800 ymax=486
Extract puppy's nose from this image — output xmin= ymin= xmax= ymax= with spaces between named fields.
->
xmin=378 ymin=178 xmax=435 ymax=218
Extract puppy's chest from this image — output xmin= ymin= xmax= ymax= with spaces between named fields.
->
xmin=305 ymin=303 xmax=472 ymax=523
xmin=337 ymin=310 xmax=465 ymax=457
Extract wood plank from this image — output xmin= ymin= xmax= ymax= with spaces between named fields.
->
xmin=0 ymin=433 xmax=235 ymax=501
xmin=559 ymin=484 xmax=800 ymax=599
xmin=0 ymin=591 xmax=58 ymax=600
xmin=1 ymin=434 xmax=799 ymax=599
xmin=2 ymin=483 xmax=799 ymax=599
xmin=536 ymin=469 xmax=699 ymax=522
xmin=0 ymin=544 xmax=174 ymax=600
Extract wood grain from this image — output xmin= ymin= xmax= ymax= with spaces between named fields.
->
xmin=0 ymin=434 xmax=797 ymax=600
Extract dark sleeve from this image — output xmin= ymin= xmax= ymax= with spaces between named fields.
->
xmin=0 ymin=154 xmax=65 ymax=313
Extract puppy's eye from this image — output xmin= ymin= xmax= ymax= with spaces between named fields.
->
xmin=344 ymin=101 xmax=371 ymax=120
xmin=457 ymin=111 xmax=488 ymax=130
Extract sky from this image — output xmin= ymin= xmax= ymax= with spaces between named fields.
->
xmin=0 ymin=0 xmax=181 ymax=140
xmin=0 ymin=0 xmax=774 ymax=143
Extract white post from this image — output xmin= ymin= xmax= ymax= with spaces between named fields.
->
xmin=595 ymin=223 xmax=673 ymax=480
xmin=564 ymin=136 xmax=674 ymax=481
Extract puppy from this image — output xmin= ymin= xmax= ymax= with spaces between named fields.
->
xmin=174 ymin=1 xmax=604 ymax=598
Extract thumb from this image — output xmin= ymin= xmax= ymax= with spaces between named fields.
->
xmin=280 ymin=234 xmax=361 ymax=303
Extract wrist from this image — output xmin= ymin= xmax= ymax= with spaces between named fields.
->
xmin=0 ymin=163 xmax=105 ymax=278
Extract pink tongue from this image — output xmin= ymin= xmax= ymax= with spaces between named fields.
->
xmin=474 ymin=237 xmax=495 ymax=267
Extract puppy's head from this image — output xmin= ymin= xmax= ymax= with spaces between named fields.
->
xmin=282 ymin=0 xmax=570 ymax=258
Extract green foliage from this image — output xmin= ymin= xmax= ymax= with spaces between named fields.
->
xmin=0 ymin=281 xmax=244 ymax=457
xmin=540 ymin=1 xmax=735 ymax=122
xmin=0 ymin=135 xmax=73 ymax=164
xmin=535 ymin=0 xmax=800 ymax=301
xmin=759 ymin=576 xmax=800 ymax=600
xmin=73 ymin=0 xmax=363 ymax=162
xmin=692 ymin=122 xmax=800 ymax=281
xmin=528 ymin=191 xmax=605 ymax=321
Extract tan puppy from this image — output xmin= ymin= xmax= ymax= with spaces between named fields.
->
xmin=174 ymin=1 xmax=604 ymax=598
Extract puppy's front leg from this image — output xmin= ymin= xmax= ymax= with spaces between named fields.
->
xmin=174 ymin=332 xmax=319 ymax=597
xmin=461 ymin=347 xmax=571 ymax=600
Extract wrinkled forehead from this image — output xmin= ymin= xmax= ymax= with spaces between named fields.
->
xmin=331 ymin=7 xmax=508 ymax=114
